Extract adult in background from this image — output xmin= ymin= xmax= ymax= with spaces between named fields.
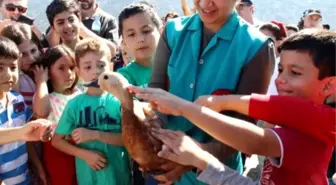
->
xmin=78 ymin=0 xmax=119 ymax=44
xmin=297 ymin=9 xmax=322 ymax=30
xmin=235 ymin=0 xmax=262 ymax=27
xmin=0 ymin=0 xmax=42 ymax=39
xmin=149 ymin=0 xmax=275 ymax=184
xmin=285 ymin=24 xmax=299 ymax=37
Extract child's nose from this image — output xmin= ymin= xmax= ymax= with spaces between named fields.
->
xmin=137 ymin=36 xmax=145 ymax=43
xmin=275 ymin=73 xmax=287 ymax=85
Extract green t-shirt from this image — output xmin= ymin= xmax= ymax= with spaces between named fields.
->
xmin=117 ymin=61 xmax=152 ymax=87
xmin=56 ymin=92 xmax=131 ymax=185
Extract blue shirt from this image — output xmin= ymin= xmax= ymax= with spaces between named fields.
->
xmin=164 ymin=11 xmax=268 ymax=185
xmin=0 ymin=91 xmax=32 ymax=185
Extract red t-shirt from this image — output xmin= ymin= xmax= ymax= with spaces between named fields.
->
xmin=260 ymin=128 xmax=332 ymax=185
xmin=248 ymin=94 xmax=335 ymax=185
xmin=249 ymin=94 xmax=336 ymax=146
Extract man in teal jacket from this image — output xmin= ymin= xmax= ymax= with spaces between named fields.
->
xmin=149 ymin=0 xmax=275 ymax=184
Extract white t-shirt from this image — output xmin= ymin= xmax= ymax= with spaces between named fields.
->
xmin=267 ymin=57 xmax=279 ymax=95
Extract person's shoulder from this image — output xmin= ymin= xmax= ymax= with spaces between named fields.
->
xmin=66 ymin=93 xmax=87 ymax=106
xmin=8 ymin=90 xmax=25 ymax=103
xmin=117 ymin=61 xmax=134 ymax=72
xmin=117 ymin=62 xmax=136 ymax=81
xmin=236 ymin=16 xmax=268 ymax=42
xmin=165 ymin=14 xmax=199 ymax=32
xmin=97 ymin=8 xmax=116 ymax=22
xmin=105 ymin=93 xmax=121 ymax=103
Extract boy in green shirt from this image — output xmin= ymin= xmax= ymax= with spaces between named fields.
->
xmin=52 ymin=38 xmax=131 ymax=185
xmin=117 ymin=3 xmax=162 ymax=87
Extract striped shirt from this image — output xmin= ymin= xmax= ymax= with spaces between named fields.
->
xmin=0 ymin=91 xmax=32 ymax=185
xmin=19 ymin=73 xmax=35 ymax=109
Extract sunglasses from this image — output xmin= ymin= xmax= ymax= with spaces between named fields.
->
xmin=236 ymin=3 xmax=252 ymax=10
xmin=5 ymin=4 xmax=27 ymax=13
xmin=303 ymin=9 xmax=321 ymax=16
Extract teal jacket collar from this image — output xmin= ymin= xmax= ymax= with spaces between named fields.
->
xmin=187 ymin=11 xmax=239 ymax=41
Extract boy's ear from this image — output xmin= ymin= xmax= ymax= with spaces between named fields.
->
xmin=322 ymin=77 xmax=336 ymax=97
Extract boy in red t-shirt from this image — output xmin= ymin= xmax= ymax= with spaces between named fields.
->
xmin=128 ymin=29 xmax=336 ymax=185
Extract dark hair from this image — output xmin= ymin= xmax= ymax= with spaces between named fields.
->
xmin=285 ymin=24 xmax=299 ymax=33
xmin=46 ymin=0 xmax=81 ymax=26
xmin=323 ymin=24 xmax=330 ymax=30
xmin=278 ymin=29 xmax=336 ymax=80
xmin=164 ymin=12 xmax=179 ymax=22
xmin=259 ymin=22 xmax=283 ymax=41
xmin=33 ymin=45 xmax=78 ymax=93
xmin=0 ymin=36 xmax=20 ymax=60
xmin=118 ymin=3 xmax=162 ymax=36
xmin=0 ymin=23 xmax=43 ymax=52
xmin=297 ymin=18 xmax=304 ymax=30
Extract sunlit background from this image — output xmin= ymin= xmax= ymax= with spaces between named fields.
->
xmin=28 ymin=0 xmax=335 ymax=31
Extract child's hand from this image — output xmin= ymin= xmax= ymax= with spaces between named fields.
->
xmin=83 ymin=150 xmax=107 ymax=171
xmin=194 ymin=95 xmax=223 ymax=112
xmin=151 ymin=129 xmax=209 ymax=169
xmin=33 ymin=66 xmax=48 ymax=84
xmin=20 ymin=119 xmax=53 ymax=142
xmin=71 ymin=128 xmax=98 ymax=144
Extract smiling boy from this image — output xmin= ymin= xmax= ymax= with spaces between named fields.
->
xmin=128 ymin=29 xmax=336 ymax=185
xmin=46 ymin=0 xmax=116 ymax=54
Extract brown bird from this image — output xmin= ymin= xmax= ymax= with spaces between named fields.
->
xmin=98 ymin=72 xmax=181 ymax=174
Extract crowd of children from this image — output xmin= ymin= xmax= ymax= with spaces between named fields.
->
xmin=0 ymin=0 xmax=334 ymax=185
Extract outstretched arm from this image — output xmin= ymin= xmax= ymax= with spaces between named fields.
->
xmin=197 ymin=94 xmax=336 ymax=146
xmin=151 ymin=129 xmax=258 ymax=185
xmin=181 ymin=0 xmax=196 ymax=16
xmin=0 ymin=119 xmax=52 ymax=145
xmin=128 ymin=87 xmax=281 ymax=157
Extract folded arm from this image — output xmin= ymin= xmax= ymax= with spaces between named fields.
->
xmin=93 ymin=131 xmax=123 ymax=146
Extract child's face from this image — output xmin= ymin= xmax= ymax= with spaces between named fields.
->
xmin=50 ymin=55 xmax=76 ymax=92
xmin=52 ymin=11 xmax=80 ymax=43
xmin=0 ymin=58 xmax=18 ymax=92
xmin=122 ymin=12 xmax=160 ymax=61
xmin=77 ymin=51 xmax=111 ymax=84
xmin=276 ymin=50 xmax=335 ymax=103
xmin=17 ymin=40 xmax=41 ymax=72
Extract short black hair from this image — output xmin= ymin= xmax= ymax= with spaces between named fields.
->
xmin=259 ymin=23 xmax=283 ymax=41
xmin=323 ymin=24 xmax=330 ymax=30
xmin=46 ymin=0 xmax=81 ymax=26
xmin=285 ymin=24 xmax=299 ymax=33
xmin=278 ymin=29 xmax=336 ymax=80
xmin=164 ymin=12 xmax=179 ymax=22
xmin=118 ymin=3 xmax=162 ymax=37
xmin=0 ymin=36 xmax=20 ymax=60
